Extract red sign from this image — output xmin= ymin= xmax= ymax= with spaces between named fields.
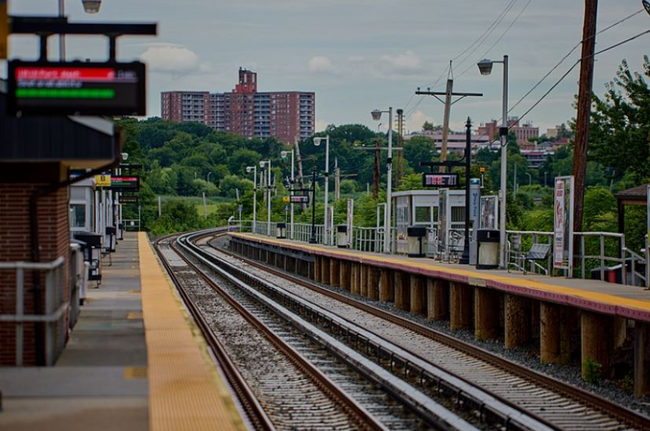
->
xmin=16 ymin=67 xmax=117 ymax=81
xmin=422 ymin=173 xmax=459 ymax=187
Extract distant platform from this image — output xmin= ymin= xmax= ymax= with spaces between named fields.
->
xmin=0 ymin=232 xmax=244 ymax=431
xmin=230 ymin=232 xmax=650 ymax=322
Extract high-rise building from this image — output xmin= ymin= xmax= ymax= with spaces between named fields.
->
xmin=478 ymin=117 xmax=539 ymax=146
xmin=161 ymin=69 xmax=315 ymax=144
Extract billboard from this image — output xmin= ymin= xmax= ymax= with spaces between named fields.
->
xmin=7 ymin=61 xmax=146 ymax=116
xmin=422 ymin=173 xmax=459 ymax=187
xmin=553 ymin=176 xmax=574 ymax=274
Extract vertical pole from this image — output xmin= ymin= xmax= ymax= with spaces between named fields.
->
xmin=58 ymin=0 xmax=65 ymax=61
xmin=157 ymin=196 xmax=161 ymax=217
xmin=373 ymin=139 xmax=380 ymax=199
xmin=290 ymin=151 xmax=295 ymax=239
xmin=267 ymin=161 xmax=272 ymax=235
xmin=441 ymin=77 xmax=454 ymax=166
xmin=384 ymin=108 xmax=393 ymax=254
xmin=460 ymin=118 xmax=472 ymax=264
xmin=499 ymin=55 xmax=509 ymax=268
xmin=396 ymin=108 xmax=404 ymax=189
xmin=252 ymin=167 xmax=257 ymax=233
xmin=202 ymin=192 xmax=207 ymax=217
xmin=572 ymin=0 xmax=599 ymax=243
xmin=323 ymin=136 xmax=330 ymax=245
xmin=335 ymin=158 xmax=340 ymax=200
xmin=310 ymin=170 xmax=317 ymax=244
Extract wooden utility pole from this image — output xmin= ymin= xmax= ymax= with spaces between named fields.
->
xmin=334 ymin=158 xmax=341 ymax=200
xmin=572 ymin=0 xmax=598 ymax=236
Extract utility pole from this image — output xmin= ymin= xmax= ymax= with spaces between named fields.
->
xmin=572 ymin=0 xmax=598 ymax=237
xmin=416 ymin=78 xmax=482 ymax=171
xmin=395 ymin=109 xmax=405 ymax=188
xmin=334 ymin=158 xmax=341 ymax=201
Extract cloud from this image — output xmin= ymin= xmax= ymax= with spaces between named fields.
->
xmin=140 ymin=45 xmax=201 ymax=75
xmin=406 ymin=110 xmax=436 ymax=133
xmin=315 ymin=120 xmax=328 ymax=132
xmin=308 ymin=56 xmax=336 ymax=73
xmin=380 ymin=50 xmax=422 ymax=72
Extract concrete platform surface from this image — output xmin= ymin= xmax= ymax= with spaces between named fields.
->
xmin=0 ymin=233 xmax=148 ymax=431
xmin=231 ymin=233 xmax=650 ymax=322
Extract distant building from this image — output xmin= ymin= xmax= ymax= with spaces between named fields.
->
xmin=161 ymin=69 xmax=315 ymax=144
xmin=478 ymin=117 xmax=539 ymax=146
xmin=404 ymin=130 xmax=492 ymax=154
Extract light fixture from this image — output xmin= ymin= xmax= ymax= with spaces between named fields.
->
xmin=477 ymin=59 xmax=494 ymax=76
xmin=644 ymin=0 xmax=650 ymax=16
xmin=246 ymin=166 xmax=254 ymax=173
xmin=280 ymin=151 xmax=289 ymax=158
xmin=81 ymin=0 xmax=102 ymax=14
xmin=371 ymin=109 xmax=382 ymax=121
xmin=313 ymin=137 xmax=325 ymax=147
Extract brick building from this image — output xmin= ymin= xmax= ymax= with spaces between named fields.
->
xmin=0 ymin=90 xmax=118 ymax=366
xmin=161 ymin=68 xmax=315 ymax=144
xmin=478 ymin=117 xmax=539 ymax=146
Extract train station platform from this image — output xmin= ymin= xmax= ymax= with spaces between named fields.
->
xmin=0 ymin=232 xmax=244 ymax=431
xmin=228 ymin=232 xmax=650 ymax=397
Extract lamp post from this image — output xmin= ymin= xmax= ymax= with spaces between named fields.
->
xmin=281 ymin=150 xmax=295 ymax=239
xmin=260 ymin=160 xmax=272 ymax=235
xmin=206 ymin=172 xmax=212 ymax=183
xmin=309 ymin=169 xmax=317 ymax=244
xmin=478 ymin=56 xmax=508 ymax=268
xmin=526 ymin=172 xmax=532 ymax=186
xmin=371 ymin=107 xmax=393 ymax=254
xmin=58 ymin=1 xmax=103 ymax=60
xmin=246 ymin=166 xmax=257 ymax=233
xmin=313 ymin=136 xmax=330 ymax=245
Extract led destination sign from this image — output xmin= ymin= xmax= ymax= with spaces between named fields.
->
xmin=7 ymin=61 xmax=146 ymax=116
xmin=422 ymin=173 xmax=460 ymax=188
xmin=289 ymin=195 xmax=310 ymax=204
xmin=110 ymin=176 xmax=139 ymax=191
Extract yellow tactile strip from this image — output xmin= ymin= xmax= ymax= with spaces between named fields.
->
xmin=231 ymin=232 xmax=650 ymax=322
xmin=138 ymin=233 xmax=245 ymax=431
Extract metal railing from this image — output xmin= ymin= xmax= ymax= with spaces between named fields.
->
xmin=0 ymin=257 xmax=67 ymax=366
xmin=507 ymin=231 xmax=554 ymax=275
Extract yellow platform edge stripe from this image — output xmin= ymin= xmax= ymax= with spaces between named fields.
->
xmin=231 ymin=232 xmax=650 ymax=315
xmin=138 ymin=232 xmax=246 ymax=431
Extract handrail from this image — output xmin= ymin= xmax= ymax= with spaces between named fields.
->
xmin=0 ymin=256 xmax=65 ymax=270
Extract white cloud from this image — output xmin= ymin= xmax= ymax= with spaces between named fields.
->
xmin=380 ymin=50 xmax=422 ymax=72
xmin=348 ymin=55 xmax=365 ymax=63
xmin=406 ymin=110 xmax=436 ymax=133
xmin=315 ymin=120 xmax=328 ymax=132
xmin=140 ymin=45 xmax=200 ymax=75
xmin=308 ymin=56 xmax=336 ymax=73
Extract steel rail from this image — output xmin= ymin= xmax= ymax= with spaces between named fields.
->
xmin=153 ymin=233 xmax=275 ymax=431
xmin=162 ymin=234 xmax=388 ymax=431
xmin=213 ymin=232 xmax=650 ymax=431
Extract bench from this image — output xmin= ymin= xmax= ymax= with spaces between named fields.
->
xmin=525 ymin=243 xmax=551 ymax=275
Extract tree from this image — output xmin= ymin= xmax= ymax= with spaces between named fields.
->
xmin=403 ymin=136 xmax=436 ymax=173
xmin=422 ymin=121 xmax=434 ymax=131
xmin=589 ymin=57 xmax=650 ymax=181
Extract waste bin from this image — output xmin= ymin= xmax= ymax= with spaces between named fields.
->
xmin=407 ymin=226 xmax=427 ymax=258
xmin=105 ymin=226 xmax=116 ymax=253
xmin=277 ymin=222 xmax=287 ymax=239
xmin=73 ymin=232 xmax=103 ymax=283
xmin=476 ymin=229 xmax=500 ymax=269
xmin=337 ymin=225 xmax=349 ymax=248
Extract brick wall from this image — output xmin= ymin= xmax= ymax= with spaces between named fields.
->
xmin=0 ymin=183 xmax=70 ymax=365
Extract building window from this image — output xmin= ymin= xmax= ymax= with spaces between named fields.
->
xmin=71 ymin=204 xmax=86 ymax=228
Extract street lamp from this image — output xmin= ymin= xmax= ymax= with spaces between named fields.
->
xmin=281 ymin=150 xmax=295 ymax=239
xmin=644 ymin=0 xmax=650 ymax=16
xmin=313 ymin=136 xmax=330 ymax=245
xmin=81 ymin=0 xmax=102 ymax=13
xmin=246 ymin=166 xmax=257 ymax=233
xmin=371 ymin=107 xmax=393 ymax=254
xmin=477 ymin=56 xmax=508 ymax=268
xmin=206 ymin=172 xmax=212 ymax=183
xmin=260 ymin=160 xmax=272 ymax=235
xmin=526 ymin=172 xmax=532 ymax=186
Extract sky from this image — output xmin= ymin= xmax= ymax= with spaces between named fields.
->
xmin=5 ymin=1 xmax=650 ymax=134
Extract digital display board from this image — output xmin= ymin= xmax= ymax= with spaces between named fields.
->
xmin=109 ymin=176 xmax=139 ymax=191
xmin=289 ymin=195 xmax=310 ymax=204
xmin=7 ymin=60 xmax=146 ymax=116
xmin=422 ymin=173 xmax=460 ymax=188
xmin=119 ymin=195 xmax=139 ymax=204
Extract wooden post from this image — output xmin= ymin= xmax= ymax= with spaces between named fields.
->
xmin=321 ymin=257 xmax=330 ymax=285
xmin=410 ymin=275 xmax=425 ymax=316
xmin=581 ymin=311 xmax=616 ymax=379
xmin=634 ymin=322 xmax=650 ymax=398
xmin=314 ymin=256 xmax=322 ymax=283
xmin=340 ymin=261 xmax=350 ymax=291
xmin=450 ymin=283 xmax=473 ymax=330
xmin=360 ymin=265 xmax=368 ymax=297
xmin=379 ymin=269 xmax=393 ymax=303
xmin=330 ymin=258 xmax=340 ymax=287
xmin=505 ymin=295 xmax=530 ymax=349
xmin=367 ymin=266 xmax=379 ymax=300
xmin=474 ymin=287 xmax=499 ymax=340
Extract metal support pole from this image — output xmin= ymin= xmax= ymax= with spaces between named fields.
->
xmin=460 ymin=118 xmax=472 ymax=264
xmin=58 ymin=0 xmax=65 ymax=60
xmin=499 ymin=55 xmax=509 ymax=268
xmin=323 ymin=136 xmax=330 ymax=245
xmin=384 ymin=108 xmax=393 ymax=254
xmin=267 ymin=161 xmax=272 ymax=235
xmin=252 ymin=167 xmax=257 ymax=233
xmin=310 ymin=170 xmax=317 ymax=244
xmin=290 ymin=150 xmax=295 ymax=239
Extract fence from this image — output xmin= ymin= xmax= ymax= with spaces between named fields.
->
xmin=0 ymin=257 xmax=67 ymax=366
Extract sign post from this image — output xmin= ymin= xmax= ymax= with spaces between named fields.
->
xmin=553 ymin=176 xmax=574 ymax=277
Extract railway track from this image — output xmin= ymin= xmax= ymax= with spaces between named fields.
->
xmin=172 ymin=229 xmax=565 ymax=430
xmin=208 ymin=230 xmax=650 ymax=431
xmin=155 ymin=232 xmax=470 ymax=430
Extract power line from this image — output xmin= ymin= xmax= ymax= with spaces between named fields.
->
xmin=512 ymin=27 xmax=650 ymax=126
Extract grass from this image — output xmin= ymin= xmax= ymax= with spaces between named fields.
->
xmin=158 ymin=195 xmax=236 ymax=216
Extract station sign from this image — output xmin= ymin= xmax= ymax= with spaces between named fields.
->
xmin=95 ymin=175 xmax=111 ymax=187
xmin=109 ymin=176 xmax=139 ymax=191
xmin=422 ymin=173 xmax=459 ymax=188
xmin=288 ymin=195 xmax=309 ymax=204
xmin=119 ymin=195 xmax=139 ymax=204
xmin=6 ymin=60 xmax=146 ymax=116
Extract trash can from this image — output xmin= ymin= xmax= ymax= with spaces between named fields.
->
xmin=476 ymin=229 xmax=500 ymax=269
xmin=337 ymin=225 xmax=349 ymax=248
xmin=73 ymin=232 xmax=103 ymax=283
xmin=407 ymin=226 xmax=427 ymax=258
xmin=105 ymin=226 xmax=116 ymax=253
xmin=277 ymin=222 xmax=287 ymax=239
